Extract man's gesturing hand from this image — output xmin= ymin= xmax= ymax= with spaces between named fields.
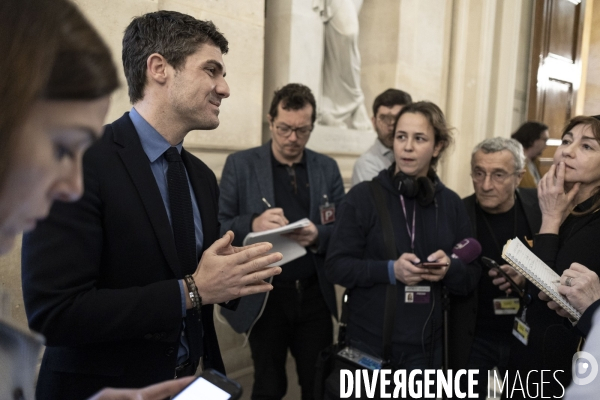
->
xmin=193 ymin=231 xmax=283 ymax=304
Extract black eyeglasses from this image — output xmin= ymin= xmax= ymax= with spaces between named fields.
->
xmin=471 ymin=169 xmax=519 ymax=183
xmin=274 ymin=124 xmax=313 ymax=138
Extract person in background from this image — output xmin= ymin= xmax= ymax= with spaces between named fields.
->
xmin=20 ymin=8 xmax=282 ymax=400
xmin=351 ymin=88 xmax=412 ymax=186
xmin=219 ymin=83 xmax=344 ymax=400
xmin=450 ymin=137 xmax=541 ymax=399
xmin=0 ymin=0 xmax=196 ymax=398
xmin=326 ymin=101 xmax=479 ymax=393
xmin=511 ymin=121 xmax=549 ymax=188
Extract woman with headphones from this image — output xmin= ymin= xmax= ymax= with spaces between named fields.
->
xmin=325 ymin=101 xmax=479 ymax=388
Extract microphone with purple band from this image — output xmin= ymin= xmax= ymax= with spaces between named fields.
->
xmin=451 ymin=238 xmax=482 ymax=264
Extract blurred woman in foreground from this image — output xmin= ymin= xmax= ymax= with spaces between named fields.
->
xmin=0 ymin=0 xmax=193 ymax=398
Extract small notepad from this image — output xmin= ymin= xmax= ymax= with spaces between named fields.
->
xmin=502 ymin=238 xmax=581 ymax=320
xmin=243 ymin=218 xmax=311 ymax=267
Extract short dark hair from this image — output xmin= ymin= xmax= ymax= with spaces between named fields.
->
xmin=44 ymin=0 xmax=119 ymax=100
xmin=372 ymin=88 xmax=412 ymax=116
xmin=511 ymin=121 xmax=549 ymax=149
xmin=561 ymin=116 xmax=600 ymax=216
xmin=268 ymin=83 xmax=316 ymax=124
xmin=394 ymin=101 xmax=453 ymax=170
xmin=122 ymin=11 xmax=229 ymax=104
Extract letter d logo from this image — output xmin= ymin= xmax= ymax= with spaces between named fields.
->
xmin=572 ymin=351 xmax=599 ymax=385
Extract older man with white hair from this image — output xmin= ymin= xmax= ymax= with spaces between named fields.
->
xmin=449 ymin=137 xmax=542 ymax=399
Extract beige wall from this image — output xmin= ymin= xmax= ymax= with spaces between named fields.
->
xmin=584 ymin=0 xmax=600 ymax=116
xmin=0 ymin=238 xmax=25 ymax=326
xmin=442 ymin=0 xmax=533 ymax=197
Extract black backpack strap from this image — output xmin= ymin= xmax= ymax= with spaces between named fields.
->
xmin=369 ymin=180 xmax=398 ymax=365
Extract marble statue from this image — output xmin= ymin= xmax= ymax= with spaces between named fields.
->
xmin=313 ymin=0 xmax=372 ymax=130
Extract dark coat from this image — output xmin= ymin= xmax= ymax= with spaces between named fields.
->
xmin=325 ymin=169 xmax=480 ymax=361
xmin=448 ymin=188 xmax=541 ymax=370
xmin=218 ymin=141 xmax=344 ymax=333
xmin=21 ymin=113 xmax=225 ymax=399
xmin=523 ymin=196 xmax=600 ymax=393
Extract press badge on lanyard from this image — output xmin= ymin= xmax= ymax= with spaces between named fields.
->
xmin=493 ymin=297 xmax=520 ymax=315
xmin=320 ymin=195 xmax=335 ymax=225
xmin=512 ymin=307 xmax=530 ymax=345
xmin=399 ymin=194 xmax=431 ymax=304
xmin=405 ymin=286 xmax=431 ymax=304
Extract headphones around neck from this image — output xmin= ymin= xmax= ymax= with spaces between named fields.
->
xmin=390 ymin=165 xmax=436 ymax=206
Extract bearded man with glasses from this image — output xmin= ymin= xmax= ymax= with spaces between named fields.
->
xmin=218 ymin=83 xmax=344 ymax=400
xmin=449 ymin=137 xmax=542 ymax=398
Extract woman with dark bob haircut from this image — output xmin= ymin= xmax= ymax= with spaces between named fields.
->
xmin=0 ymin=0 xmax=193 ymax=398
xmin=510 ymin=115 xmax=600 ymax=398
xmin=325 ymin=101 xmax=479 ymax=397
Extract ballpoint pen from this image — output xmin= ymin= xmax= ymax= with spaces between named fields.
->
xmin=262 ymin=197 xmax=272 ymax=208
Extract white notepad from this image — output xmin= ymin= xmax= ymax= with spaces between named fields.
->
xmin=502 ymin=238 xmax=581 ymax=320
xmin=243 ymin=218 xmax=311 ymax=267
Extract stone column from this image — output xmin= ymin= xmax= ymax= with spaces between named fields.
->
xmin=443 ymin=0 xmax=532 ymax=197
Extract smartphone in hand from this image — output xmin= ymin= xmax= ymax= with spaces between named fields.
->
xmin=173 ymin=369 xmax=242 ymax=400
xmin=481 ymin=256 xmax=524 ymax=297
xmin=421 ymin=262 xmax=448 ymax=269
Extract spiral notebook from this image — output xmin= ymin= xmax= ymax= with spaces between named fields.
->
xmin=501 ymin=238 xmax=581 ymax=320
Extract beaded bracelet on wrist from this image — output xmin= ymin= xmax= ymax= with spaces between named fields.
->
xmin=184 ymin=275 xmax=202 ymax=314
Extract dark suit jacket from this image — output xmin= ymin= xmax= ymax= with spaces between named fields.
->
xmin=218 ymin=141 xmax=344 ymax=333
xmin=21 ymin=113 xmax=225 ymax=400
xmin=448 ymin=188 xmax=541 ymax=370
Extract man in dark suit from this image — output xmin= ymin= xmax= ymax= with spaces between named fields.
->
xmin=21 ymin=11 xmax=282 ymax=400
xmin=219 ymin=83 xmax=344 ymax=400
xmin=449 ymin=137 xmax=542 ymax=399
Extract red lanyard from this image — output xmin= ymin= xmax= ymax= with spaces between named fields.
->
xmin=400 ymin=195 xmax=415 ymax=252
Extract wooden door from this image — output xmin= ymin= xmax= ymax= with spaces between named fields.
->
xmin=527 ymin=0 xmax=586 ymax=173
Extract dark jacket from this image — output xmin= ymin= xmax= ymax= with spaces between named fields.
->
xmin=448 ymin=188 xmax=541 ymax=370
xmin=325 ymin=169 xmax=479 ymax=362
xmin=21 ymin=113 xmax=226 ymax=399
xmin=218 ymin=141 xmax=344 ymax=333
xmin=520 ymin=196 xmax=600 ymax=392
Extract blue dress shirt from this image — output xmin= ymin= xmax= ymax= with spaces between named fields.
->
xmin=129 ymin=107 xmax=204 ymax=365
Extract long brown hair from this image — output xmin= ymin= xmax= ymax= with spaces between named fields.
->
xmin=0 ymin=0 xmax=119 ymax=190
xmin=0 ymin=0 xmax=58 ymax=189
xmin=45 ymin=0 xmax=119 ymax=100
